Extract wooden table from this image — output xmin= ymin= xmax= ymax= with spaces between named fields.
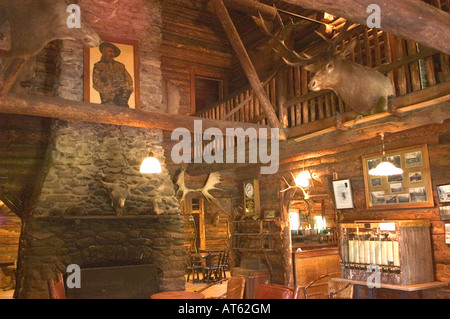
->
xmin=150 ymin=291 xmax=205 ymax=299
xmin=331 ymin=277 xmax=448 ymax=299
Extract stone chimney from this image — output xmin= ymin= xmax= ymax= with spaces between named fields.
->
xmin=15 ymin=0 xmax=185 ymax=298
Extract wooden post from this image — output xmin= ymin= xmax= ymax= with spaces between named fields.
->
xmin=283 ymin=0 xmax=450 ymax=55
xmin=211 ymin=0 xmax=287 ymax=141
xmin=280 ymin=183 xmax=296 ymax=287
xmin=0 ymin=57 xmax=28 ymax=103
xmin=276 ymin=68 xmax=289 ymax=128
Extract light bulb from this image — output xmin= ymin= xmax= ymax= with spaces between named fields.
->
xmin=294 ymin=171 xmax=311 ymax=188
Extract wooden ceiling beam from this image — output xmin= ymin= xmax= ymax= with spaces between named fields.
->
xmin=0 ymin=93 xmax=272 ymax=137
xmin=222 ymin=0 xmax=277 ymax=20
xmin=283 ymin=0 xmax=450 ymax=55
xmin=211 ymin=0 xmax=288 ymax=140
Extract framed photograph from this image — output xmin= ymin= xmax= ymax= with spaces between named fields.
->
xmin=362 ymin=144 xmax=434 ymax=209
xmin=409 ymin=172 xmax=422 ymax=183
xmin=264 ymin=210 xmax=277 ymax=220
xmin=405 ymin=151 xmax=423 ymax=168
xmin=332 ymin=179 xmax=354 ymax=209
xmin=445 ymin=224 xmax=450 ymax=245
xmin=371 ymin=177 xmax=382 ymax=187
xmin=437 ymin=184 xmax=450 ymax=203
xmin=439 ymin=206 xmax=450 ymax=220
xmin=84 ymin=37 xmax=140 ymax=109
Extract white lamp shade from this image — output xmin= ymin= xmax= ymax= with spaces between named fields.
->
xmin=368 ymin=161 xmax=403 ymax=176
xmin=140 ymin=156 xmax=162 ymax=174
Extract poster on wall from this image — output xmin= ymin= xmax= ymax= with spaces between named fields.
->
xmin=332 ymin=179 xmax=354 ymax=209
xmin=84 ymin=37 xmax=140 ymax=109
xmin=362 ymin=144 xmax=434 ymax=210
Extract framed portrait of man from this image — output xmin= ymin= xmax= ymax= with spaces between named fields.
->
xmin=84 ymin=37 xmax=140 ymax=109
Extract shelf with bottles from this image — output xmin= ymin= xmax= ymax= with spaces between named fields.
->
xmin=340 ymin=220 xmax=435 ymax=285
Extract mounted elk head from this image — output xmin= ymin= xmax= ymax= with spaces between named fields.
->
xmin=259 ymin=18 xmax=399 ymax=127
xmin=176 ymin=168 xmax=224 ymax=203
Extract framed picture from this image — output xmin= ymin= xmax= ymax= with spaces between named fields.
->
xmin=84 ymin=37 xmax=140 ymax=109
xmin=439 ymin=206 xmax=450 ymax=220
xmin=437 ymin=184 xmax=450 ymax=203
xmin=362 ymin=144 xmax=434 ymax=209
xmin=264 ymin=210 xmax=277 ymax=220
xmin=446 ymin=224 xmax=450 ymax=245
xmin=332 ymin=179 xmax=354 ymax=209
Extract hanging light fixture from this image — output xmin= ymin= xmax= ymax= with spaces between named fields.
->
xmin=369 ymin=133 xmax=403 ymax=176
xmin=294 ymin=170 xmax=312 ymax=188
xmin=140 ymin=150 xmax=162 ymax=174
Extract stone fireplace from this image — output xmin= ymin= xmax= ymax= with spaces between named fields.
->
xmin=14 ymin=0 xmax=186 ymax=298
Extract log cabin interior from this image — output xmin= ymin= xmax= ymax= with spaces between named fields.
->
xmin=0 ymin=0 xmax=449 ymax=301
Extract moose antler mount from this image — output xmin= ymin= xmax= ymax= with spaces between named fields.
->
xmin=176 ymin=168 xmax=224 ymax=203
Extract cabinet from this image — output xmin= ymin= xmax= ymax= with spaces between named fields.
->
xmin=231 ymin=219 xmax=280 ymax=274
xmin=340 ymin=220 xmax=434 ymax=285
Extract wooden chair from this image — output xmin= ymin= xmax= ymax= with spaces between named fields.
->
xmin=254 ymin=283 xmax=300 ymax=299
xmin=47 ymin=273 xmax=66 ymax=299
xmin=197 ymin=276 xmax=246 ymax=299
xmin=202 ymin=252 xmax=221 ymax=284
xmin=218 ymin=249 xmax=230 ymax=279
xmin=302 ymin=272 xmax=353 ymax=299
xmin=186 ymin=252 xmax=202 ymax=283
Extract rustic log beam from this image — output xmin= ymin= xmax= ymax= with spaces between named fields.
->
xmin=211 ymin=0 xmax=288 ymax=140
xmin=186 ymin=97 xmax=450 ymax=175
xmin=0 ymin=93 xmax=273 ymax=137
xmin=223 ymin=0 xmax=277 ymax=20
xmin=283 ymin=0 xmax=450 ymax=55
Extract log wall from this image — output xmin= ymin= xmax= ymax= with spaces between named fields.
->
xmin=161 ymin=0 xmax=234 ymax=115
xmin=177 ymin=170 xmax=237 ymax=253
xmin=0 ymin=201 xmax=20 ymax=289
xmin=236 ymin=121 xmax=450 ymax=298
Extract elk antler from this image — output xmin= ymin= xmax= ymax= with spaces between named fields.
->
xmin=176 ymin=169 xmax=224 ymax=203
xmin=256 ymin=13 xmax=312 ymax=67
xmin=257 ymin=12 xmax=354 ymax=67
xmin=280 ymin=171 xmax=316 ymax=199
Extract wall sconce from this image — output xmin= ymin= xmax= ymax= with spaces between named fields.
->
xmin=140 ymin=151 xmax=162 ymax=174
xmin=369 ymin=133 xmax=403 ymax=176
xmin=281 ymin=169 xmax=318 ymax=200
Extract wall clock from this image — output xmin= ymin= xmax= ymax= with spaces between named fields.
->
xmin=243 ymin=179 xmax=260 ymax=218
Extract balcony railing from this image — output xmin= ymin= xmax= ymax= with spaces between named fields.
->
xmin=195 ymin=26 xmax=449 ymax=135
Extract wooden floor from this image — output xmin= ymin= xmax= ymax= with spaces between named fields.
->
xmin=184 ymin=271 xmax=230 ymax=298
xmin=0 ymin=289 xmax=13 ymax=299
